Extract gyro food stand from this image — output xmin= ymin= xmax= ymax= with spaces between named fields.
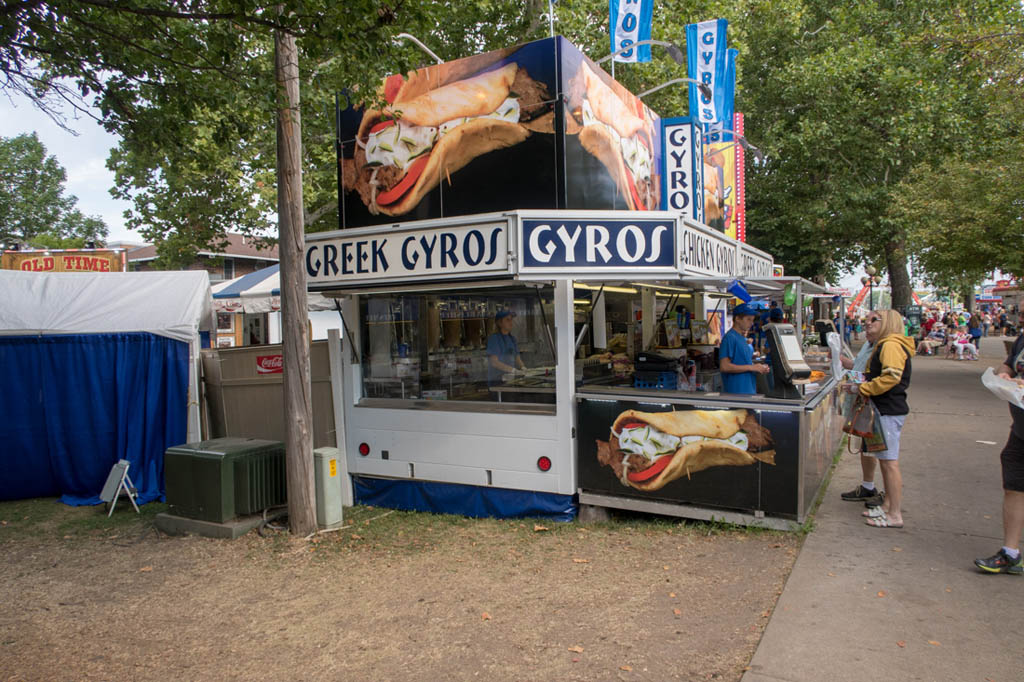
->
xmin=307 ymin=212 xmax=842 ymax=527
xmin=314 ymin=35 xmax=843 ymax=526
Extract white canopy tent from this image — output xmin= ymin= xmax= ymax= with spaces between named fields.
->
xmin=211 ymin=264 xmax=336 ymax=314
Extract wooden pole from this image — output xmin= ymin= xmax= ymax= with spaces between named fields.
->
xmin=275 ymin=26 xmax=316 ymax=536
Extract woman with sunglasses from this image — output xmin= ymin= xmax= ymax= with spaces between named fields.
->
xmin=847 ymin=309 xmax=915 ymax=528
xmin=839 ymin=313 xmax=884 ymax=506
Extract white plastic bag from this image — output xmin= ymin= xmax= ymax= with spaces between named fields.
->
xmin=981 ymin=367 xmax=1024 ymax=410
xmin=826 ymin=332 xmax=842 ymax=378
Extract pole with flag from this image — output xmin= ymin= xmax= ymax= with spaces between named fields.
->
xmin=609 ymin=0 xmax=654 ymax=63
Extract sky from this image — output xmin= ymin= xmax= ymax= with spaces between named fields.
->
xmin=0 ymin=91 xmax=142 ymax=244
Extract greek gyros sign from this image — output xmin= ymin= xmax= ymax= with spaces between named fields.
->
xmin=306 ymin=221 xmax=509 ymax=287
xmin=519 ymin=216 xmax=676 ymax=274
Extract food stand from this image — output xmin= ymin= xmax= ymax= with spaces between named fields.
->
xmin=308 ymin=212 xmax=843 ymax=527
xmin=312 ymin=35 xmax=844 ymax=526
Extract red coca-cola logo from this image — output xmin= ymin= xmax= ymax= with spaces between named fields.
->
xmin=256 ymin=355 xmax=283 ymax=374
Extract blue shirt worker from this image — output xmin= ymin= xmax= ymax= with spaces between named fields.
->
xmin=487 ymin=310 xmax=526 ymax=385
xmin=720 ymin=303 xmax=771 ymax=394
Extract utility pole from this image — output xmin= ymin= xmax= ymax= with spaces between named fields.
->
xmin=275 ymin=25 xmax=316 ymax=536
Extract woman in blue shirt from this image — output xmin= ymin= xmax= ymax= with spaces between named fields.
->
xmin=720 ymin=303 xmax=770 ymax=394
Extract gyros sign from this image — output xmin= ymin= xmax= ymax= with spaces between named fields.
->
xmin=305 ymin=222 xmax=508 ymax=285
xmin=520 ymin=218 xmax=675 ymax=272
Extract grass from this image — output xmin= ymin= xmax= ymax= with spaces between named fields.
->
xmin=3 ymin=497 xmax=791 ymax=558
xmin=0 ymin=496 xmax=167 ymax=544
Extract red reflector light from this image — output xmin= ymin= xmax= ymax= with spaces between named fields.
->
xmin=358 ymin=442 xmax=370 ymax=456
xmin=537 ymin=456 xmax=552 ymax=472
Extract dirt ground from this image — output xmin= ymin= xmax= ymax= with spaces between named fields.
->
xmin=0 ymin=501 xmax=801 ymax=682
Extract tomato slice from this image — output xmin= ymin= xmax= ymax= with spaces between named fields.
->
xmin=627 ymin=454 xmax=673 ymax=483
xmin=383 ymin=74 xmax=404 ymax=104
xmin=620 ymin=422 xmax=648 ymax=430
xmin=376 ymin=155 xmax=430 ymax=206
xmin=625 ymin=170 xmax=646 ymax=210
xmin=369 ymin=119 xmax=396 ymax=135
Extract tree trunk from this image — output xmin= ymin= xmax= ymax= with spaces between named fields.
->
xmin=884 ymin=237 xmax=912 ymax=310
xmin=962 ymin=285 xmax=975 ymax=314
xmin=275 ymin=28 xmax=316 ymax=536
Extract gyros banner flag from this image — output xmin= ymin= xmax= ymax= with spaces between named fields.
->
xmin=686 ymin=19 xmax=729 ymax=130
xmin=705 ymin=48 xmax=737 ymax=144
xmin=609 ymin=0 xmax=654 ymax=63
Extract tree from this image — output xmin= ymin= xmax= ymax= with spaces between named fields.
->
xmin=740 ymin=1 xmax=1024 ymax=304
xmin=0 ymin=132 xmax=108 ymax=247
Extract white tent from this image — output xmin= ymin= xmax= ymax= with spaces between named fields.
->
xmin=0 ymin=269 xmax=213 ymax=443
xmin=0 ymin=270 xmax=213 ymax=504
xmin=211 ymin=264 xmax=336 ymax=314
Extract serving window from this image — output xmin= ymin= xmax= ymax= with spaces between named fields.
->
xmin=358 ymin=285 xmax=557 ymax=405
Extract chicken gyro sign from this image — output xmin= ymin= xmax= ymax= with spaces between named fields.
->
xmin=306 ymin=221 xmax=509 ymax=287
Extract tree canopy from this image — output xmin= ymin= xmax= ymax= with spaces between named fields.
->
xmin=3 ymin=0 xmax=1022 ymax=291
xmin=0 ymin=132 xmax=107 ymax=247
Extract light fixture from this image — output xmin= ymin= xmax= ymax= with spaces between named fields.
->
xmin=631 ymin=282 xmax=693 ymax=294
xmin=394 ymin=33 xmax=443 ymax=65
xmin=597 ymin=39 xmax=684 ymax=65
xmin=574 ymin=283 xmax=638 ymax=294
xmin=637 ymin=78 xmax=713 ymax=102
xmin=702 ymin=128 xmax=765 ymax=165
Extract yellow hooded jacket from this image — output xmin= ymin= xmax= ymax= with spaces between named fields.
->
xmin=859 ymin=333 xmax=916 ymax=411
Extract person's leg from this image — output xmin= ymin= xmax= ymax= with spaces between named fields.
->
xmin=878 ymin=460 xmax=902 ymax=524
xmin=1002 ymin=490 xmax=1024 ymax=550
xmin=976 ymin=434 xmax=1024 ymax=572
xmin=861 ymin=454 xmax=877 ymax=486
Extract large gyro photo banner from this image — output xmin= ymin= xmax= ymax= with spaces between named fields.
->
xmin=337 ymin=37 xmax=663 ymax=229
xmin=577 ymin=398 xmax=800 ymax=516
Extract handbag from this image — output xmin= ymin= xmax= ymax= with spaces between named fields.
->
xmin=862 ymin=403 xmax=889 ymax=453
xmin=842 ymin=395 xmax=874 ymax=438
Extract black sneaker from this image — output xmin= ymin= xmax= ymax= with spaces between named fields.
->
xmin=864 ymin=490 xmax=885 ymax=508
xmin=974 ymin=549 xmax=1024 ymax=575
xmin=841 ymin=485 xmax=881 ymax=502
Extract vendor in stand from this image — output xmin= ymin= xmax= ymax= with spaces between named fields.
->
xmin=487 ymin=310 xmax=526 ymax=388
xmin=720 ymin=303 xmax=771 ymax=394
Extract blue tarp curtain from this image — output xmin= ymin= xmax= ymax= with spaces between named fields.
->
xmin=0 ymin=332 xmax=189 ymax=505
xmin=353 ymin=475 xmax=577 ymax=522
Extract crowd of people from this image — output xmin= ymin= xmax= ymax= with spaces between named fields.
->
xmin=909 ymin=306 xmax=1020 ymax=360
xmin=837 ymin=303 xmax=1024 ymax=574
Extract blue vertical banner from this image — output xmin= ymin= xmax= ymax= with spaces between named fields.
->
xmin=610 ymin=0 xmax=654 ymax=63
xmin=686 ymin=19 xmax=729 ymax=130
xmin=705 ymin=48 xmax=737 ymax=143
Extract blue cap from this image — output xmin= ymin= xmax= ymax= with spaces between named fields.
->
xmin=495 ymin=310 xmax=516 ymax=321
xmin=733 ymin=303 xmax=758 ymax=317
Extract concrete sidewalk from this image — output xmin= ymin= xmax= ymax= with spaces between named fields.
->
xmin=743 ymin=335 xmax=1023 ymax=682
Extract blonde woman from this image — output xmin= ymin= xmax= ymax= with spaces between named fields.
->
xmin=850 ymin=310 xmax=915 ymax=528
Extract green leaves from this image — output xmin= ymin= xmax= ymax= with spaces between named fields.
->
xmin=0 ymin=133 xmax=108 ymax=247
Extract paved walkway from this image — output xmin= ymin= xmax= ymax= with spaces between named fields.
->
xmin=743 ymin=335 xmax=1024 ymax=682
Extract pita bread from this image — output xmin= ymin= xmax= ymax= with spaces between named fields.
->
xmin=601 ymin=409 xmax=776 ymax=492
xmin=373 ymin=117 xmax=529 ymax=216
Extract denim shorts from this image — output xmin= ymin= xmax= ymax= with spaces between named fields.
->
xmin=865 ymin=414 xmax=906 ymax=461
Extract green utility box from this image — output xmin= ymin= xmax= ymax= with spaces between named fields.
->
xmin=165 ymin=438 xmax=286 ymax=523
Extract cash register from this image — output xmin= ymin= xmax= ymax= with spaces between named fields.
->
xmin=766 ymin=323 xmax=812 ymax=398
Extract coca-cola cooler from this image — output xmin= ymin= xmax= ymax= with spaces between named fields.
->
xmin=200 ymin=340 xmax=337 ymax=447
